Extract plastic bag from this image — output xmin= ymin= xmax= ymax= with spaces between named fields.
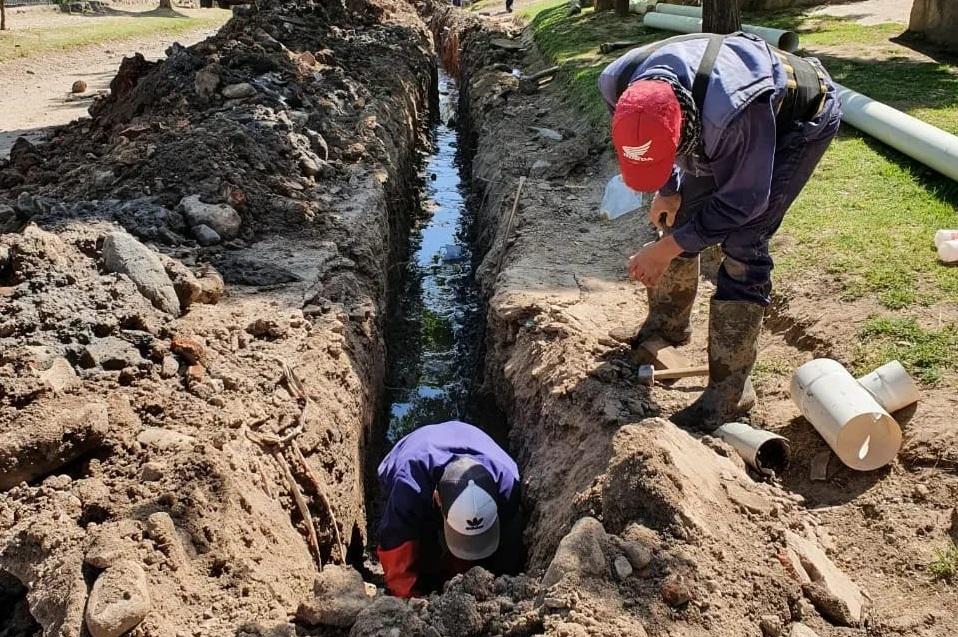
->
xmin=599 ymin=174 xmax=645 ymax=220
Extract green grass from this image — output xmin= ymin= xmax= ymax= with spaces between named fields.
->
xmin=928 ymin=543 xmax=958 ymax=581
xmin=0 ymin=10 xmax=230 ymax=63
xmin=518 ymin=3 xmax=958 ymax=313
xmin=854 ymin=316 xmax=958 ymax=384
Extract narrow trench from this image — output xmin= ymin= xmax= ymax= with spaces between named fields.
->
xmin=0 ymin=570 xmax=40 ymax=637
xmin=362 ymin=65 xmax=514 ymax=580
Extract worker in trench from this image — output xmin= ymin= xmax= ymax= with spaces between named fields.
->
xmin=598 ymin=32 xmax=842 ymax=429
xmin=376 ymin=420 xmax=523 ymax=597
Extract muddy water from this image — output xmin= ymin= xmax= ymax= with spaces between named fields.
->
xmin=382 ymin=71 xmax=486 ymax=444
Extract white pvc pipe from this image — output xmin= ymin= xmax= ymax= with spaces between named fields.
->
xmin=856 ymin=360 xmax=919 ymax=414
xmin=714 ymin=422 xmax=790 ymax=476
xmin=791 ymin=359 xmax=902 ymax=471
xmin=643 ymin=7 xmax=800 ymax=52
xmin=836 ymin=83 xmax=958 ymax=183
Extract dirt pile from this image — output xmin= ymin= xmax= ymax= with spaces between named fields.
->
xmin=0 ymin=0 xmax=442 ymax=634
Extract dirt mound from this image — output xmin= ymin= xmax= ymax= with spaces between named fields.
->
xmin=0 ymin=0 xmax=438 ymax=634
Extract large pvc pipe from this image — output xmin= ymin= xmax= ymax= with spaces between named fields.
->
xmin=714 ymin=422 xmax=790 ymax=476
xmin=642 ymin=8 xmax=800 ymax=52
xmin=791 ymin=359 xmax=902 ymax=471
xmin=835 ymin=83 xmax=958 ymax=183
xmin=856 ymin=360 xmax=919 ymax=413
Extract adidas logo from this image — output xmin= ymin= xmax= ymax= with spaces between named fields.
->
xmin=622 ymin=140 xmax=654 ymax=163
xmin=465 ymin=516 xmax=484 ymax=531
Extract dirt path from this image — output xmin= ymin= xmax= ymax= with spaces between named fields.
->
xmin=0 ymin=14 xmax=226 ymax=157
xmin=812 ymin=0 xmax=913 ymax=25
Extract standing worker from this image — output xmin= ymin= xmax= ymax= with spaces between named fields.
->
xmin=598 ymin=32 xmax=841 ymax=429
xmin=376 ymin=421 xmax=523 ymax=598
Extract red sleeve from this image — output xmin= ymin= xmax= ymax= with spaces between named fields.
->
xmin=378 ymin=540 xmax=420 ymax=598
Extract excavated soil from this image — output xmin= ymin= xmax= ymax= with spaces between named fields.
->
xmin=1 ymin=0 xmax=956 ymax=635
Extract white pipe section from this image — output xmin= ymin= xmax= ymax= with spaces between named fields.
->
xmin=836 ymin=83 xmax=958 ymax=183
xmin=629 ymin=1 xmax=654 ymax=15
xmin=643 ymin=6 xmax=800 ymax=51
xmin=791 ymin=359 xmax=902 ymax=471
xmin=856 ymin=360 xmax=919 ymax=413
xmin=714 ymin=422 xmax=790 ymax=476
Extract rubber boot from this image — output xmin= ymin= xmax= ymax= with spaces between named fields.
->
xmin=671 ymin=299 xmax=765 ymax=432
xmin=628 ymin=255 xmax=699 ymax=364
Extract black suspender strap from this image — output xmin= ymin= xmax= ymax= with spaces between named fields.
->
xmin=691 ymin=34 xmax=725 ymax=108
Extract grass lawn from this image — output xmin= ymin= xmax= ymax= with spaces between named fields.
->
xmin=0 ymin=9 xmax=230 ymax=63
xmin=510 ymin=0 xmax=958 ymax=383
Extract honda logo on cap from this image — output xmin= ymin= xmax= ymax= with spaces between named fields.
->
xmin=622 ymin=140 xmax=654 ymax=162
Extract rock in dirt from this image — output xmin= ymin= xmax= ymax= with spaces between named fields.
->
xmin=102 ymin=231 xmax=180 ymax=315
xmin=613 ymin=555 xmax=633 ymax=580
xmin=80 ymin=336 xmax=144 ymax=370
xmin=194 ymin=65 xmax=221 ymax=98
xmin=178 ymin=195 xmax=242 ymax=240
xmin=530 ymin=126 xmax=563 ymax=141
xmin=85 ymin=560 xmax=151 ymax=637
xmin=296 ymin=565 xmax=371 ymax=628
xmin=246 ymin=317 xmax=289 ymax=339
xmin=541 ymin=516 xmax=608 ymax=589
xmin=0 ymin=399 xmax=109 ymax=490
xmin=350 ymin=596 xmax=432 ymax=637
xmin=192 ymin=224 xmax=221 ymax=246
xmin=136 ymin=428 xmax=196 ymax=450
xmin=810 ymin=450 xmax=831 ymax=482
xmin=72 ymin=80 xmax=88 ymax=94
xmin=784 ymin=531 xmax=864 ymax=626
xmin=788 ymin=623 xmax=820 ymax=637
xmin=39 ymin=356 xmax=80 ymax=393
xmin=221 ymin=82 xmax=257 ymax=99
xmin=660 ymin=574 xmax=692 ymax=607
xmin=163 ymin=259 xmax=224 ymax=308
xmin=760 ymin=615 xmax=784 ymax=637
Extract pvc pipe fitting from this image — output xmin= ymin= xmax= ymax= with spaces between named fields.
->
xmin=857 ymin=360 xmax=920 ymax=413
xmin=938 ymin=239 xmax=958 ymax=264
xmin=714 ymin=422 xmax=790 ymax=476
xmin=934 ymin=229 xmax=958 ymax=248
xmin=791 ymin=358 xmax=902 ymax=471
xmin=644 ymin=5 xmax=800 ymax=52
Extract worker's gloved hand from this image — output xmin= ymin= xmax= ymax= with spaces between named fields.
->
xmin=649 ymin=192 xmax=681 ymax=231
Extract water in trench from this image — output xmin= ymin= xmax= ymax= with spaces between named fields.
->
xmin=381 ymin=70 xmax=493 ymax=444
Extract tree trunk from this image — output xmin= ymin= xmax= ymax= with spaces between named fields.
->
xmin=909 ymin=0 xmax=958 ymax=52
xmin=159 ymin=0 xmax=173 ymax=9
xmin=594 ymin=0 xmax=614 ymax=13
xmin=614 ymin=0 xmax=629 ymax=17
xmin=702 ymin=0 xmax=741 ymax=34
xmin=1 ymin=0 xmax=6 ymax=32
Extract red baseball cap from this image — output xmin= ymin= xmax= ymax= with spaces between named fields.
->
xmin=612 ymin=80 xmax=682 ymax=192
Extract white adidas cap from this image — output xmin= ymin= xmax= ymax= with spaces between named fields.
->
xmin=438 ymin=457 xmax=500 ymax=561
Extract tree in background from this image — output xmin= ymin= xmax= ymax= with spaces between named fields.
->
xmin=159 ymin=0 xmax=173 ymax=8
xmin=703 ymin=0 xmax=741 ymax=34
xmin=614 ymin=0 xmax=629 ymax=17
xmin=595 ymin=0 xmax=613 ymax=12
xmin=1 ymin=0 xmax=6 ymax=31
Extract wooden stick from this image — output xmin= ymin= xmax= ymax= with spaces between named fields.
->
xmin=274 ymin=448 xmax=324 ymax=571
xmin=495 ymin=176 xmax=526 ymax=277
xmin=292 ymin=442 xmax=346 ymax=564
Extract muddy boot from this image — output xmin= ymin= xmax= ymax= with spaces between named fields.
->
xmin=671 ymin=299 xmax=765 ymax=432
xmin=628 ymin=256 xmax=699 ymax=364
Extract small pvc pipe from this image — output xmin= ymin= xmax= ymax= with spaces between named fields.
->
xmin=934 ymin=230 xmax=958 ymax=248
xmin=856 ymin=360 xmax=919 ymax=414
xmin=644 ymin=6 xmax=800 ymax=52
xmin=791 ymin=359 xmax=902 ymax=471
xmin=714 ymin=422 xmax=790 ymax=476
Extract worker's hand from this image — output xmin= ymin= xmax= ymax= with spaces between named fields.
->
xmin=628 ymin=235 xmax=683 ymax=287
xmin=649 ymin=192 xmax=681 ymax=232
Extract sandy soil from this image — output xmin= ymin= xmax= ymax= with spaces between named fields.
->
xmin=812 ymin=0 xmax=914 ymax=25
xmin=0 ymin=5 xmax=228 ymax=157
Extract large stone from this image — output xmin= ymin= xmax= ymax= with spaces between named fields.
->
xmin=295 ymin=565 xmax=371 ymax=628
xmin=136 ymin=428 xmax=196 ymax=450
xmin=221 ymin=82 xmax=257 ymax=99
xmin=81 ymin=337 xmax=143 ymax=371
xmin=39 ymin=356 xmax=80 ymax=393
xmin=102 ymin=232 xmax=180 ymax=315
xmin=178 ymin=195 xmax=242 ymax=239
xmin=349 ymin=596 xmax=432 ymax=637
xmin=194 ymin=65 xmax=220 ymax=98
xmin=85 ymin=560 xmax=151 ymax=637
xmin=541 ymin=517 xmax=608 ymax=589
xmin=785 ymin=531 xmax=864 ymax=626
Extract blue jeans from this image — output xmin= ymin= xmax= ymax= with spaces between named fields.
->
xmin=674 ymin=89 xmax=842 ymax=305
